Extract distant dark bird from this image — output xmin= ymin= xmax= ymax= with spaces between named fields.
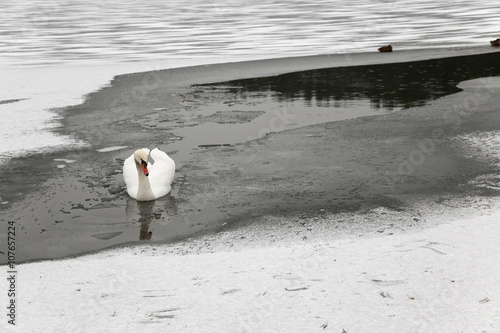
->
xmin=378 ymin=45 xmax=393 ymax=52
xmin=490 ymin=38 xmax=500 ymax=47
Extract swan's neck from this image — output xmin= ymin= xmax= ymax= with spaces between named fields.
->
xmin=135 ymin=162 xmax=156 ymax=201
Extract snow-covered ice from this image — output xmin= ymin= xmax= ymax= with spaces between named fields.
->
xmin=3 ymin=197 xmax=499 ymax=333
xmin=96 ymin=146 xmax=129 ymax=153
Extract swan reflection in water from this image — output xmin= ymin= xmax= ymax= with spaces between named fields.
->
xmin=125 ymin=194 xmax=177 ymax=240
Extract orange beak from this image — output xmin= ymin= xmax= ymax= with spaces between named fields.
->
xmin=141 ymin=160 xmax=149 ymax=176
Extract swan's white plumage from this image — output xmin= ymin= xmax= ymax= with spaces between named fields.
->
xmin=148 ymin=148 xmax=175 ymax=198
xmin=123 ymin=148 xmax=149 ymax=199
xmin=123 ymin=148 xmax=175 ymax=201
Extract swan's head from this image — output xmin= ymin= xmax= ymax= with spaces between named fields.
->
xmin=134 ymin=150 xmax=149 ymax=176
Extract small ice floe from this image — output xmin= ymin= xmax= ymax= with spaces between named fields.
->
xmin=54 ymin=158 xmax=76 ymax=164
xmin=97 ymin=146 xmax=128 ymax=153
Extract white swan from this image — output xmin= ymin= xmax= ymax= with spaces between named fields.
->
xmin=123 ymin=148 xmax=175 ymax=201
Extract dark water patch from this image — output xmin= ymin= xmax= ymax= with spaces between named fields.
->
xmin=203 ymin=52 xmax=500 ymax=110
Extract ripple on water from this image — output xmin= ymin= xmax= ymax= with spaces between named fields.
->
xmin=1 ymin=0 xmax=499 ymax=67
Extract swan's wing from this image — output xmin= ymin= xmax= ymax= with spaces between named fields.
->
xmin=148 ymin=148 xmax=175 ymax=198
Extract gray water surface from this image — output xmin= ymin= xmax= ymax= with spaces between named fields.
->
xmin=2 ymin=0 xmax=499 ymax=67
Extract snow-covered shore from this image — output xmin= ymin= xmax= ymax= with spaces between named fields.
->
xmin=4 ymin=196 xmax=499 ymax=333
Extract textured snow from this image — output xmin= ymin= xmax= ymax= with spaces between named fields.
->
xmin=3 ymin=198 xmax=499 ymax=333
